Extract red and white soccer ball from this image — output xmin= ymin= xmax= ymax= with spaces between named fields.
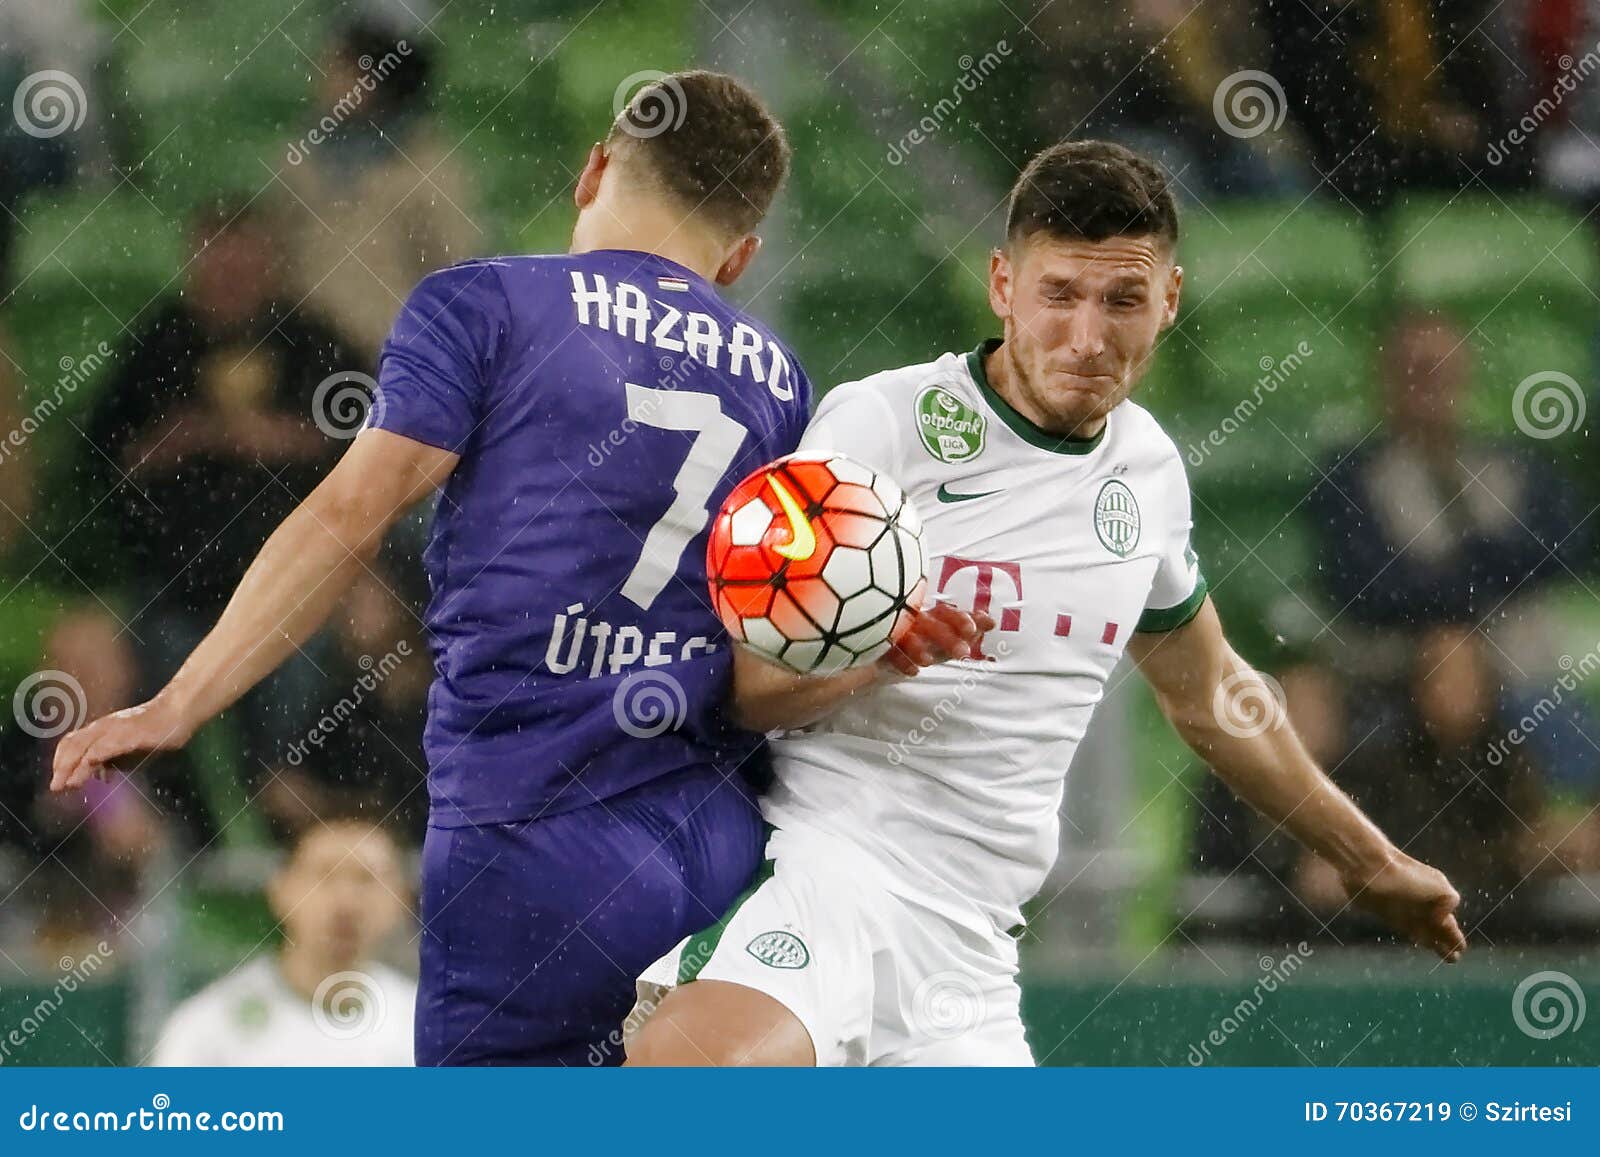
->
xmin=708 ymin=452 xmax=928 ymax=675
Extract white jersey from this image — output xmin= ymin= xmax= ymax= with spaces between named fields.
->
xmin=149 ymin=955 xmax=416 ymax=1066
xmin=765 ymin=341 xmax=1205 ymax=935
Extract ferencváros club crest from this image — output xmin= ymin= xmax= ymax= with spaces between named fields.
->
xmin=746 ymin=931 xmax=810 ymax=969
xmin=1094 ymin=479 xmax=1140 ymax=557
xmin=915 ymin=386 xmax=985 ymax=464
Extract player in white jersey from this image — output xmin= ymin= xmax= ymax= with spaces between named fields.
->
xmin=628 ymin=140 xmax=1468 ymax=1067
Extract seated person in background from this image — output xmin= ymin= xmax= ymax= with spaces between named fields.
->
xmin=275 ymin=13 xmax=478 ymax=364
xmin=80 ymin=202 xmax=351 ymax=769
xmin=1190 ymin=660 xmax=1346 ymax=883
xmin=0 ymin=608 xmax=164 ymax=967
xmin=1311 ymin=310 xmax=1578 ymax=631
xmin=151 ymin=819 xmax=414 ymax=1066
xmin=1295 ymin=626 xmax=1546 ymax=941
xmin=0 ymin=323 xmax=35 ymax=555
xmin=258 ymin=569 xmax=430 ymax=841
xmin=1308 ymin=309 xmax=1595 ymax=792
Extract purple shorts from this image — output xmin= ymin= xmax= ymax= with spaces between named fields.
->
xmin=415 ymin=766 xmax=763 ymax=1066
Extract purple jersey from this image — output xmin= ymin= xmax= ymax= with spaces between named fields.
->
xmin=372 ymin=250 xmax=810 ymax=827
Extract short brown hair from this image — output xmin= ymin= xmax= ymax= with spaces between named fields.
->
xmin=1006 ymin=139 xmax=1178 ymax=251
xmin=606 ymin=70 xmax=790 ymax=238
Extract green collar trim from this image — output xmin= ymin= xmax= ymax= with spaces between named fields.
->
xmin=965 ymin=339 xmax=1108 ymax=456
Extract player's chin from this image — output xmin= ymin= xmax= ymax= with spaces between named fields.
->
xmin=1043 ymin=377 xmax=1122 ymax=415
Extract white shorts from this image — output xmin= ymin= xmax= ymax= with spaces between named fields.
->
xmin=631 ymin=825 xmax=1034 ymax=1067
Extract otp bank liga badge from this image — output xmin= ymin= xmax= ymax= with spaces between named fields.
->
xmin=915 ymin=386 xmax=986 ymax=464
xmin=1094 ymin=479 xmax=1140 ymax=557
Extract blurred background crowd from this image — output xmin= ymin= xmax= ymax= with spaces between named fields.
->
xmin=0 ymin=0 xmax=1595 ymax=1065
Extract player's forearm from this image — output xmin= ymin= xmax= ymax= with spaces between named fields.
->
xmin=730 ymin=647 xmax=884 ymax=732
xmin=1165 ymin=696 xmax=1397 ymax=878
xmin=155 ymin=489 xmax=384 ymax=734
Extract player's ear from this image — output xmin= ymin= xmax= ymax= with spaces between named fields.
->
xmin=574 ymin=143 xmax=607 ymax=210
xmin=988 ymin=247 xmax=1013 ymax=321
xmin=714 ymin=235 xmax=761 ymax=286
xmin=1161 ymin=263 xmax=1182 ymax=330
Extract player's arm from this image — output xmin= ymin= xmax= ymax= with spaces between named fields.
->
xmin=50 ymin=429 xmax=456 ymax=791
xmin=1126 ymin=599 xmax=1467 ymax=962
xmin=730 ymin=602 xmax=993 ymax=733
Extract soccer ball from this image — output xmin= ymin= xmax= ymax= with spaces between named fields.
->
xmin=708 ymin=452 xmax=928 ymax=675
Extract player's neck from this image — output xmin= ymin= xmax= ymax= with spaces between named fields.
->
xmin=984 ymin=341 xmax=1109 ymax=441
xmin=570 ymin=208 xmax=726 ymax=283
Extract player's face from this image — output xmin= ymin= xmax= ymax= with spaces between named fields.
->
xmin=988 ymin=233 xmax=1180 ymax=435
xmin=271 ymin=825 xmax=406 ymax=964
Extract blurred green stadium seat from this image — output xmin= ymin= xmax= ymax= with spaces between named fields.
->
xmin=1391 ymin=194 xmax=1598 ymax=322
xmin=1183 ymin=201 xmax=1375 ymax=311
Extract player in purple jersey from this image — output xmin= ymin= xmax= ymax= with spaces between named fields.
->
xmin=52 ymin=71 xmax=987 ymax=1065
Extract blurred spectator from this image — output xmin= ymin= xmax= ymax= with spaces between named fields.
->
xmin=1263 ymin=0 xmax=1516 ymax=204
xmin=1029 ymin=0 xmax=1306 ymax=196
xmin=1295 ymin=626 xmax=1548 ymax=940
xmin=150 ymin=819 xmax=414 ymax=1065
xmin=1308 ymin=310 xmax=1596 ymax=792
xmin=0 ymin=325 xmax=36 ymax=553
xmin=79 ymin=203 xmax=350 ymax=775
xmin=1491 ymin=0 xmax=1600 ymax=200
xmin=1190 ymin=662 xmax=1348 ymax=889
xmin=0 ymin=608 xmax=165 ymax=964
xmin=274 ymin=13 xmax=480 ymax=364
xmin=257 ymin=570 xmax=430 ymax=842
xmin=1310 ymin=310 xmax=1581 ymax=627
xmin=0 ymin=0 xmax=98 ymax=292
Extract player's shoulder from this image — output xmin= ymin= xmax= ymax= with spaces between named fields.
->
xmin=816 ymin=349 xmax=967 ymax=420
xmin=1108 ymin=399 xmax=1186 ymax=475
xmin=405 ymin=257 xmax=513 ymax=308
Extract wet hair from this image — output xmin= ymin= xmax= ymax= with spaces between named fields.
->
xmin=605 ymin=70 xmax=790 ymax=238
xmin=1006 ymin=139 xmax=1178 ymax=251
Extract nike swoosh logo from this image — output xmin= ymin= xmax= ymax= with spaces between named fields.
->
xmin=766 ymin=473 xmax=816 ymax=561
xmin=936 ymin=483 xmax=1000 ymax=504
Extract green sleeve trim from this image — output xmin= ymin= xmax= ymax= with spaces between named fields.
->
xmin=677 ymin=857 xmax=775 ymax=984
xmin=1136 ymin=572 xmax=1209 ymax=634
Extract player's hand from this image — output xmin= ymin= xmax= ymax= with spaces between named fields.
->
xmin=1340 ymin=851 xmax=1468 ymax=963
xmin=878 ymin=602 xmax=995 ymax=677
xmin=49 ymin=696 xmax=195 ymax=793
